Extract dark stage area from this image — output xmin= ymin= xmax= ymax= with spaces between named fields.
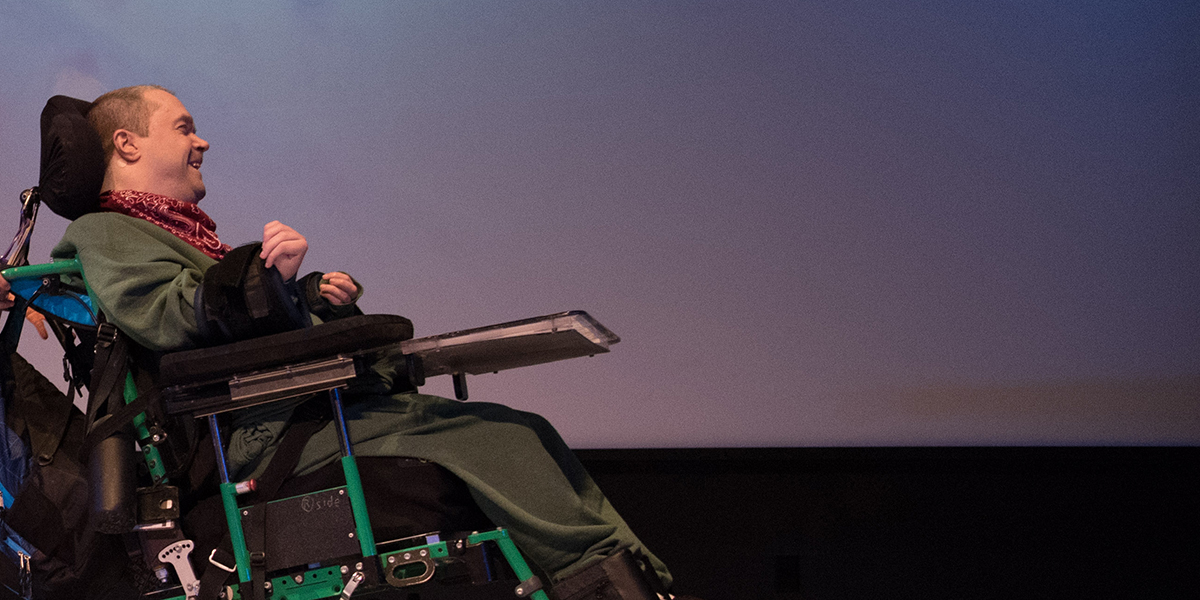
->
xmin=577 ymin=447 xmax=1199 ymax=600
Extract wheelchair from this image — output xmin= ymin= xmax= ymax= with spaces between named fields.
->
xmin=0 ymin=96 xmax=649 ymax=600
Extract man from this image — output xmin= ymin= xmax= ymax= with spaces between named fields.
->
xmin=5 ymin=85 xmax=688 ymax=598
xmin=70 ymin=84 xmax=358 ymax=348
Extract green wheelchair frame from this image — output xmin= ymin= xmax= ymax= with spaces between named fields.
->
xmin=3 ymin=259 xmax=554 ymax=600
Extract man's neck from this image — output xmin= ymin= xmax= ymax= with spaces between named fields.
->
xmin=100 ymin=163 xmax=197 ymax=204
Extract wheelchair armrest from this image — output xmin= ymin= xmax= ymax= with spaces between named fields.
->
xmin=159 ymin=314 xmax=412 ymax=416
xmin=158 ymin=311 xmax=617 ymax=416
xmin=159 ymin=314 xmax=412 ymax=387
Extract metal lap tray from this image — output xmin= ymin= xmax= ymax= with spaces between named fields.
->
xmin=399 ymin=311 xmax=619 ymax=377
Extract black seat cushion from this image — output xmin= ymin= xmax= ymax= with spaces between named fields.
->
xmin=159 ymin=314 xmax=413 ymax=387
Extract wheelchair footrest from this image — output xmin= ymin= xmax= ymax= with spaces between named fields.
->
xmin=551 ymin=549 xmax=659 ymax=600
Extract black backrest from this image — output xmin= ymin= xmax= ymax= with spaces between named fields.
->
xmin=39 ymin=95 xmax=105 ymax=220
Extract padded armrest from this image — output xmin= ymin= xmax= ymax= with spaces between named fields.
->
xmin=159 ymin=314 xmax=412 ymax=387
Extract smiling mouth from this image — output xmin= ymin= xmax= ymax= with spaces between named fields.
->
xmin=189 ymin=161 xmax=202 ymax=170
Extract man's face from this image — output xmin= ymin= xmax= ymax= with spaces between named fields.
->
xmin=135 ymin=89 xmax=210 ymax=203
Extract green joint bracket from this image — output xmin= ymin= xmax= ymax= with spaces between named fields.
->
xmin=264 ymin=565 xmax=347 ymax=600
xmin=381 ymin=540 xmax=450 ymax=562
xmin=126 ymin=373 xmax=166 ymax=482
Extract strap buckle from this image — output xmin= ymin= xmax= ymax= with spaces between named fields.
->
xmin=96 ymin=321 xmax=119 ymax=349
xmin=209 ymin=549 xmax=236 ymax=573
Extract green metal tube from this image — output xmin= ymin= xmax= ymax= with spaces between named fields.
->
xmin=1 ymin=259 xmax=99 ymax=306
xmin=0 ymin=259 xmax=81 ymax=280
xmin=340 ymin=456 xmax=376 ymax=557
xmin=470 ymin=530 xmax=550 ymax=600
xmin=220 ymin=482 xmax=252 ymax=582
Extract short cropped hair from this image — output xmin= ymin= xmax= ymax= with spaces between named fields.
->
xmin=89 ymin=84 xmax=174 ymax=158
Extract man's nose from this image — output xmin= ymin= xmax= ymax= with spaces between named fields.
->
xmin=194 ymin=135 xmax=210 ymax=151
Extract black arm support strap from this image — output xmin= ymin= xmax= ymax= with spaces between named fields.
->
xmin=195 ymin=243 xmax=310 ymax=346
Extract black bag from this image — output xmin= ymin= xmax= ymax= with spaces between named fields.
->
xmin=2 ymin=352 xmax=138 ymax=600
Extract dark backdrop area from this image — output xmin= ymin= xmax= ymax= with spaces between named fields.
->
xmin=578 ymin=447 xmax=1199 ymax=599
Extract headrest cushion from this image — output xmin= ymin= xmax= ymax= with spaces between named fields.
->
xmin=39 ymin=95 xmax=106 ymax=220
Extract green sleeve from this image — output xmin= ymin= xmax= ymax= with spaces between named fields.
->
xmin=300 ymin=271 xmax=364 ymax=322
xmin=52 ymin=213 xmax=218 ymax=352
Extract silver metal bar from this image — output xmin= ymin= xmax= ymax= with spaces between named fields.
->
xmin=227 ymin=356 xmax=357 ymax=407
xmin=330 ymin=387 xmax=353 ymax=457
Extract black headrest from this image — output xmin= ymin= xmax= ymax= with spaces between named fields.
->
xmin=39 ymin=95 xmax=106 ymax=220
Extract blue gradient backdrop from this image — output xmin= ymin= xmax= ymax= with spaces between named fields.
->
xmin=2 ymin=1 xmax=1197 ymax=447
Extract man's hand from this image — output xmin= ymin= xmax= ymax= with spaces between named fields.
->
xmin=261 ymin=221 xmax=308 ymax=281
xmin=319 ymin=272 xmax=360 ymax=306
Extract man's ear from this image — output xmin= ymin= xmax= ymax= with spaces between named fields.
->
xmin=112 ymin=129 xmax=140 ymax=163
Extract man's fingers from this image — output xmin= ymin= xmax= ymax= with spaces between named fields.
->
xmin=26 ymin=308 xmax=48 ymax=340
xmin=263 ymin=240 xmax=307 ymax=267
xmin=323 ymin=272 xmax=355 ymax=292
xmin=319 ymin=284 xmax=353 ymax=305
xmin=319 ymin=272 xmax=360 ymax=305
xmin=261 ymin=222 xmax=307 ymax=271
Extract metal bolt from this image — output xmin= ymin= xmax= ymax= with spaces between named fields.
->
xmin=340 ymin=565 xmax=349 ymax=574
xmin=355 ymin=562 xmax=363 ymax=571
xmin=387 ymin=555 xmax=396 ymax=564
xmin=293 ymin=573 xmax=304 ymax=584
xmin=403 ymin=553 xmax=411 ymax=560
xmin=339 ymin=489 xmax=345 ymax=495
xmin=348 ymin=532 xmax=355 ymax=538
xmin=419 ymin=549 xmax=427 ymax=557
xmin=263 ymin=581 xmax=272 ymax=591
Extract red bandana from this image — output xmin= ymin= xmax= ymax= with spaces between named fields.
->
xmin=99 ymin=190 xmax=232 ymax=260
